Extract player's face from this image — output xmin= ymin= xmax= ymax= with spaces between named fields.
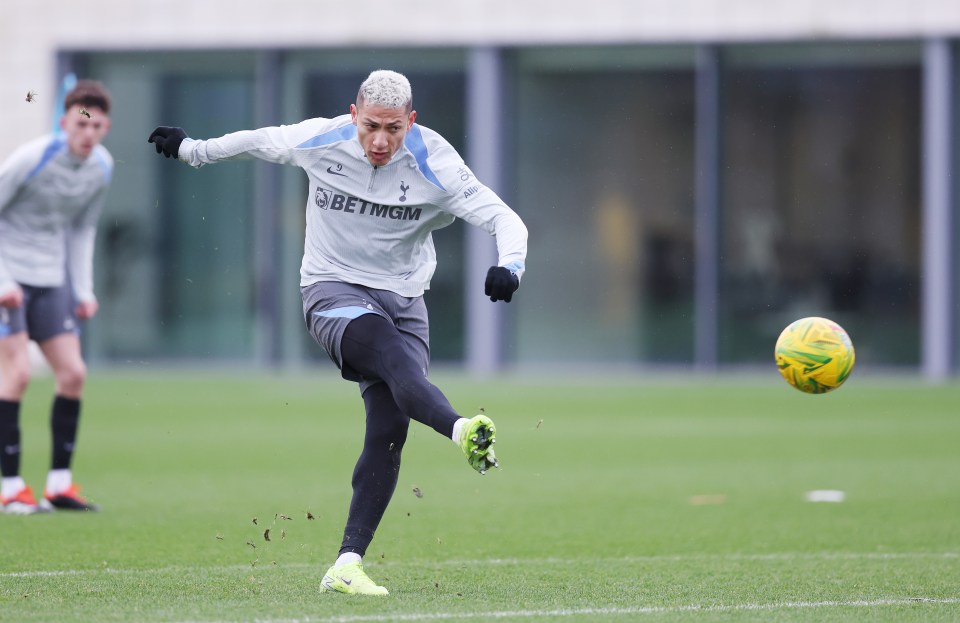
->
xmin=351 ymin=101 xmax=416 ymax=167
xmin=60 ymin=105 xmax=111 ymax=159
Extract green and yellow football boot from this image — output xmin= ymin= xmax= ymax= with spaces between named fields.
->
xmin=459 ymin=414 xmax=499 ymax=475
xmin=320 ymin=561 xmax=389 ymax=596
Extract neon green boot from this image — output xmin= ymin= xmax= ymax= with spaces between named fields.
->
xmin=459 ymin=414 xmax=499 ymax=475
xmin=320 ymin=561 xmax=389 ymax=596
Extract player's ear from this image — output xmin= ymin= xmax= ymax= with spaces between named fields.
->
xmin=407 ymin=110 xmax=416 ymax=128
xmin=59 ymin=115 xmax=67 ymax=131
xmin=350 ymin=104 xmax=358 ymax=124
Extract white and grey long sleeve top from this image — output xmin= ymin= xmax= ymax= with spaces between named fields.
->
xmin=179 ymin=114 xmax=527 ymax=298
xmin=0 ymin=134 xmax=112 ymax=302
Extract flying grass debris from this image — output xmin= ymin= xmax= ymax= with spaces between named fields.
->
xmin=79 ymin=107 xmax=91 ymax=118
xmin=25 ymin=90 xmax=37 ymax=103
xmin=412 ymin=486 xmax=423 ymax=498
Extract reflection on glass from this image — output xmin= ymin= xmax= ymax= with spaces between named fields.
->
xmin=721 ymin=64 xmax=921 ymax=365
xmin=304 ymin=69 xmax=468 ymax=362
xmin=515 ymin=67 xmax=696 ymax=364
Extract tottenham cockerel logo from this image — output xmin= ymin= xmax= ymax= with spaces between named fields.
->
xmin=315 ymin=186 xmax=332 ymax=210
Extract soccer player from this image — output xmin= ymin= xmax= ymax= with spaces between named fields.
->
xmin=0 ymin=80 xmax=113 ymax=514
xmin=148 ymin=70 xmax=527 ymax=595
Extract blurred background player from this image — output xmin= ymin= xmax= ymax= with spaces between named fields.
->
xmin=0 ymin=80 xmax=113 ymax=514
xmin=148 ymin=69 xmax=526 ymax=594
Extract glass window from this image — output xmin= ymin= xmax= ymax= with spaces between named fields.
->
xmin=953 ymin=41 xmax=960 ymax=371
xmin=85 ymin=49 xmax=469 ymax=364
xmin=77 ymin=43 xmax=936 ymax=372
xmin=157 ymin=76 xmax=256 ymax=357
xmin=513 ymin=47 xmax=697 ymax=364
xmin=82 ymin=52 xmax=257 ymax=360
xmin=284 ymin=50 xmax=468 ymax=363
xmin=720 ymin=43 xmax=923 ymax=365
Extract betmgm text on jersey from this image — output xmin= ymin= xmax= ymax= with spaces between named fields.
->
xmin=315 ymin=186 xmax=428 ymax=221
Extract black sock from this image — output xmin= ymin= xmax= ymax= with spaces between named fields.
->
xmin=0 ymin=400 xmax=21 ymax=478
xmin=51 ymin=396 xmax=81 ymax=470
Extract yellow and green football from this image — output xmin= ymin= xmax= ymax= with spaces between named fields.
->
xmin=775 ymin=316 xmax=855 ymax=394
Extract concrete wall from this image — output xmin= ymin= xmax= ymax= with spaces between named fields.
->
xmin=3 ymin=0 xmax=960 ymax=155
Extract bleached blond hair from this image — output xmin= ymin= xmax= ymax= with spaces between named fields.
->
xmin=357 ymin=70 xmax=413 ymax=112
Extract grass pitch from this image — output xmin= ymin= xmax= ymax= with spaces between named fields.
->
xmin=1 ymin=369 xmax=958 ymax=622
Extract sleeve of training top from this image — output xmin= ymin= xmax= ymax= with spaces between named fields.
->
xmin=178 ymin=117 xmax=342 ymax=168
xmin=428 ymin=141 xmax=528 ymax=279
xmin=66 ymin=186 xmax=107 ymax=303
xmin=0 ymin=141 xmax=36 ymax=295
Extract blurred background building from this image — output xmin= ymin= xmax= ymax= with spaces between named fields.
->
xmin=3 ymin=0 xmax=958 ymax=378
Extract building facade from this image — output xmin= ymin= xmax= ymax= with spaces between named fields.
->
xmin=3 ymin=1 xmax=959 ymax=376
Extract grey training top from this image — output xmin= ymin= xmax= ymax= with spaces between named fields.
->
xmin=179 ymin=114 xmax=527 ymax=298
xmin=0 ymin=134 xmax=113 ymax=302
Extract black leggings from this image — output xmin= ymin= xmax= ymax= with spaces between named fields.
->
xmin=336 ymin=313 xmax=461 ymax=555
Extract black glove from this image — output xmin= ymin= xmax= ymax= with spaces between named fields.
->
xmin=147 ymin=126 xmax=188 ymax=159
xmin=484 ymin=266 xmax=520 ymax=303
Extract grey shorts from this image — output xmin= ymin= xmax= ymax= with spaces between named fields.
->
xmin=301 ymin=281 xmax=430 ymax=391
xmin=0 ymin=284 xmax=79 ymax=343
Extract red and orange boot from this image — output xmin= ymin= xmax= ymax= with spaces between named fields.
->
xmin=2 ymin=486 xmax=53 ymax=515
xmin=45 ymin=484 xmax=100 ymax=512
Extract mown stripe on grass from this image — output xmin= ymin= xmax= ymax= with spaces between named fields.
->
xmin=404 ymin=551 xmax=960 ymax=566
xmin=3 ymin=551 xmax=958 ymax=578
xmin=169 ymin=598 xmax=960 ymax=623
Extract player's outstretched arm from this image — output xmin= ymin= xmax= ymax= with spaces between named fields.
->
xmin=147 ymin=126 xmax=188 ymax=159
xmin=149 ymin=121 xmax=326 ymax=168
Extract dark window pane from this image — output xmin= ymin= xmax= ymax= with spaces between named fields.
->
xmin=515 ymin=63 xmax=696 ymax=363
xmin=303 ymin=69 xmax=467 ymax=362
xmin=721 ymin=62 xmax=921 ymax=365
xmin=157 ymin=76 xmax=257 ymax=357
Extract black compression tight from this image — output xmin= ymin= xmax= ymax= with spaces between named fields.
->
xmin=339 ymin=313 xmax=460 ymax=438
xmin=339 ymin=382 xmax=407 ymax=556
xmin=337 ymin=313 xmax=462 ymax=556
